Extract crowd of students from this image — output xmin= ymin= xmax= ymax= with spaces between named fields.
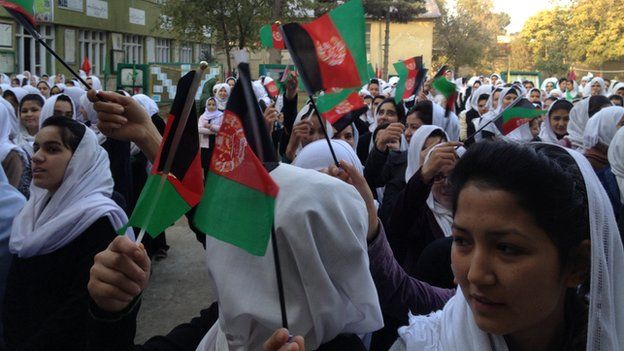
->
xmin=0 ymin=65 xmax=622 ymax=350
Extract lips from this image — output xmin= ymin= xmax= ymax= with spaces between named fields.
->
xmin=32 ymin=167 xmax=46 ymax=175
xmin=470 ymin=294 xmax=505 ymax=313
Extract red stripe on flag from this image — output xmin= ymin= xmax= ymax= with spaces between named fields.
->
xmin=264 ymin=80 xmax=279 ymax=98
xmin=303 ymin=14 xmax=361 ymax=91
xmin=271 ymin=23 xmax=285 ymax=50
xmin=321 ymin=92 xmax=366 ymax=124
xmin=402 ymin=58 xmax=419 ymax=100
xmin=210 ymin=111 xmax=279 ymax=197
xmin=502 ymin=117 xmax=532 ymax=135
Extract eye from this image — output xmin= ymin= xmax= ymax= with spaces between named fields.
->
xmin=452 ymin=234 xmax=471 ymax=247
xmin=496 ymin=243 xmax=521 ymax=256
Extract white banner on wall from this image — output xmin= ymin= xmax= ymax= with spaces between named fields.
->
xmin=129 ymin=8 xmax=146 ymax=26
xmin=86 ymin=0 xmax=108 ymax=19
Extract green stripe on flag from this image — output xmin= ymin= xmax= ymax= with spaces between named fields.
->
xmin=432 ymin=77 xmax=456 ymax=99
xmin=260 ymin=25 xmax=274 ymax=48
xmin=502 ymin=107 xmax=547 ymax=123
xmin=316 ymin=89 xmax=356 ymax=113
xmin=394 ymin=61 xmax=408 ymax=104
xmin=194 ymin=173 xmax=274 ymax=256
xmin=367 ymin=63 xmax=375 ymax=80
xmin=329 ymin=0 xmax=367 ymax=85
xmin=120 ymin=174 xmax=191 ymax=237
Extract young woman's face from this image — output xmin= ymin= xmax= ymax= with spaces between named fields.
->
xmin=218 ymin=87 xmax=228 ymax=100
xmin=404 ymin=114 xmax=423 ymax=144
xmin=473 ymin=81 xmax=481 ymax=90
xmin=227 ymin=79 xmax=235 ymax=88
xmin=54 ymin=100 xmax=73 ymax=118
xmin=543 ymin=99 xmax=554 ymax=110
xmin=549 ymin=109 xmax=570 ymax=137
xmin=452 ymin=184 xmax=576 ymax=340
xmin=617 ymin=88 xmax=624 ymax=97
xmin=20 ymin=100 xmax=42 ymax=134
xmin=529 ymin=119 xmax=541 ymax=138
xmin=368 ymin=83 xmax=380 ymax=97
xmin=591 ymin=81 xmax=602 ymax=96
xmin=477 ymin=99 xmax=488 ymax=116
xmin=371 ymin=97 xmax=384 ymax=113
xmin=50 ymin=87 xmax=61 ymax=96
xmin=376 ymin=102 xmax=398 ymax=125
xmin=206 ymin=99 xmax=217 ymax=112
xmin=491 ymin=92 xmax=501 ymax=110
xmin=37 ymin=83 xmax=50 ymax=97
xmin=363 ymin=96 xmax=373 ymax=106
xmin=545 ymin=82 xmax=554 ymax=92
xmin=32 ymin=126 xmax=74 ymax=192
xmin=529 ymin=90 xmax=541 ymax=103
xmin=501 ymin=93 xmax=518 ymax=109
xmin=301 ymin=115 xmax=325 ymax=148
xmin=11 ymin=79 xmax=19 ymax=87
xmin=333 ymin=125 xmax=355 ymax=149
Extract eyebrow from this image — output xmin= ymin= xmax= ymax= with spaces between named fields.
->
xmin=452 ymin=223 xmax=531 ymax=240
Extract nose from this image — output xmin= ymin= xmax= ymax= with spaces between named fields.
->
xmin=466 ymin=247 xmax=497 ymax=287
xmin=32 ymin=149 xmax=44 ymax=164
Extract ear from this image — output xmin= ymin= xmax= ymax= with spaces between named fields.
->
xmin=564 ymin=240 xmax=591 ymax=288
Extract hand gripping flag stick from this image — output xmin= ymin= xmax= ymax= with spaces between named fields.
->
xmin=134 ymin=62 xmax=208 ymax=244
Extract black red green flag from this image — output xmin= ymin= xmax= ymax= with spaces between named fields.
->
xmin=316 ymin=88 xmax=367 ymax=124
xmin=394 ymin=56 xmax=426 ymax=103
xmin=495 ymin=98 xmax=546 ymax=135
xmin=0 ymin=0 xmax=36 ymax=26
xmin=432 ymin=67 xmax=457 ymax=116
xmin=121 ymin=71 xmax=204 ymax=237
xmin=194 ymin=63 xmax=279 ymax=256
xmin=281 ymin=0 xmax=367 ymax=95
xmin=260 ymin=23 xmax=286 ymax=50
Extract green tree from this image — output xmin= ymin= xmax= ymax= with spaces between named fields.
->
xmin=433 ymin=0 xmax=509 ymax=72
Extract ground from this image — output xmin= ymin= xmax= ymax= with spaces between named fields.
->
xmin=135 ymin=217 xmax=215 ymax=343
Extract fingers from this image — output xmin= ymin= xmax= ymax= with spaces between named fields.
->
xmin=90 ymin=260 xmax=143 ymax=297
xmin=328 ymin=164 xmax=350 ymax=183
xmin=263 ymin=328 xmax=290 ymax=350
xmin=94 ymin=90 xmax=134 ymax=106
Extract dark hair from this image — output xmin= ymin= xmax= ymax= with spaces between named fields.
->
xmin=50 ymin=86 xmax=62 ymax=95
xmin=41 ymin=116 xmax=86 ymax=152
xmin=368 ymin=78 xmax=379 ymax=87
xmin=588 ymin=95 xmax=611 ymax=117
xmin=427 ymin=128 xmax=447 ymax=143
xmin=450 ymin=142 xmax=589 ymax=264
xmin=36 ymin=80 xmax=49 ymax=88
xmin=376 ymin=98 xmax=406 ymax=123
xmin=450 ymin=141 xmax=590 ymax=350
xmin=608 ymin=94 xmax=623 ymax=107
xmin=559 ymin=77 xmax=569 ymax=84
xmin=545 ymin=96 xmax=557 ymax=103
xmin=477 ymin=93 xmax=490 ymax=102
xmin=19 ymin=94 xmax=45 ymax=111
xmin=408 ymin=100 xmax=433 ymax=125
xmin=372 ymin=95 xmax=386 ymax=104
xmin=548 ymin=99 xmax=574 ymax=117
xmin=2 ymin=90 xmax=16 ymax=100
xmin=55 ymin=94 xmax=74 ymax=108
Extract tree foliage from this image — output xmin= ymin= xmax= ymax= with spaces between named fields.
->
xmin=433 ymin=0 xmax=510 ymax=72
xmin=515 ymin=0 xmax=624 ymax=74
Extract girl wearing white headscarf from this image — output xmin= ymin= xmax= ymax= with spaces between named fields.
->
xmin=198 ymin=97 xmax=223 ymax=173
xmin=39 ymin=93 xmax=76 ymax=126
xmin=583 ymin=106 xmax=624 ymax=171
xmin=5 ymin=117 xmax=133 ymax=349
xmin=608 ymin=127 xmax=624 ymax=220
xmin=293 ymin=139 xmax=363 ymax=174
xmin=541 ymin=77 xmax=558 ymax=93
xmin=212 ymin=83 xmax=230 ymax=111
xmin=18 ymin=93 xmax=45 ymax=155
xmin=0 ymin=99 xmax=26 ymax=193
xmin=62 ymin=86 xmax=87 ymax=122
xmin=196 ymin=163 xmax=383 ymax=350
xmin=478 ymin=86 xmax=520 ymax=140
xmin=87 ymin=75 xmax=102 ymax=90
xmin=2 ymin=87 xmax=28 ymax=113
xmin=585 ymin=77 xmax=608 ymax=97
xmin=391 ymin=141 xmax=624 ymax=351
xmin=538 ymin=99 xmax=574 ymax=146
xmin=611 ymin=82 xmax=624 ymax=97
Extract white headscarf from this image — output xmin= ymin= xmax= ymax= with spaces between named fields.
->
xmin=466 ymin=84 xmax=492 ymax=113
xmin=405 ymin=125 xmax=446 ymax=182
xmin=608 ymin=127 xmax=624 ymax=203
xmin=525 ymin=87 xmax=543 ymax=103
xmin=79 ymin=94 xmax=106 ymax=145
xmin=585 ymin=77 xmax=607 ymax=97
xmin=538 ymin=99 xmax=573 ymax=145
xmin=213 ymin=83 xmax=231 ymax=111
xmin=583 ymin=106 xmax=624 ymax=149
xmin=541 ymin=77 xmax=559 ymax=92
xmin=39 ymin=93 xmax=76 ymax=127
xmin=610 ymin=82 xmax=624 ymax=96
xmin=3 ymin=87 xmax=28 ymax=106
xmin=87 ymin=75 xmax=102 ymax=90
xmin=397 ymin=145 xmax=624 ymax=351
xmin=293 ymin=139 xmax=363 ymax=174
xmin=22 ymin=85 xmax=40 ymax=96
xmin=479 ymin=87 xmax=518 ymax=138
xmin=0 ymin=99 xmax=19 ymax=163
xmin=568 ymin=98 xmax=591 ymax=150
xmin=132 ymin=94 xmax=159 ymax=117
xmin=489 ymin=73 xmax=505 ymax=86
xmin=197 ymin=164 xmax=383 ymax=351
xmin=63 ymin=86 xmax=87 ymax=122
xmin=10 ymin=125 xmax=133 ymax=258
xmin=432 ymin=102 xmax=460 ymax=141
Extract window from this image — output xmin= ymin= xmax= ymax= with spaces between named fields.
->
xmin=16 ymin=24 xmax=55 ymax=76
xmin=79 ymin=30 xmax=107 ymax=76
xmin=123 ymin=34 xmax=144 ymax=64
xmin=179 ymin=43 xmax=192 ymax=63
xmin=155 ymin=38 xmax=171 ymax=63
xmin=365 ymin=23 xmax=371 ymax=61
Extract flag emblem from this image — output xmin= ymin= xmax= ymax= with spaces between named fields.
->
xmin=335 ymin=100 xmax=354 ymax=115
xmin=405 ymin=77 xmax=415 ymax=91
xmin=316 ymin=37 xmax=347 ymax=66
xmin=214 ymin=112 xmax=247 ymax=173
xmin=273 ymin=30 xmax=283 ymax=42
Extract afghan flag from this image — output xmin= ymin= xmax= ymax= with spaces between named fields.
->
xmin=194 ymin=63 xmax=279 ymax=256
xmin=263 ymin=76 xmax=279 ymax=99
xmin=81 ymin=57 xmax=92 ymax=76
xmin=121 ymin=71 xmax=204 ymax=237
xmin=260 ymin=23 xmax=285 ymax=50
xmin=495 ymin=98 xmax=546 ymax=135
xmin=394 ymin=56 xmax=426 ymax=103
xmin=317 ymin=88 xmax=367 ymax=124
xmin=0 ymin=0 xmax=36 ymax=27
xmin=432 ymin=75 xmax=457 ymax=116
xmin=282 ymin=0 xmax=367 ymax=94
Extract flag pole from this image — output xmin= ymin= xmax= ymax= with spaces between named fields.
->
xmin=280 ymin=26 xmax=340 ymax=167
xmin=234 ymin=55 xmax=289 ymax=329
xmin=134 ymin=61 xmax=209 ymax=244
xmin=9 ymin=11 xmax=92 ymax=89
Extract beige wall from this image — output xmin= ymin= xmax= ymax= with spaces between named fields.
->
xmin=368 ymin=20 xmax=435 ymax=76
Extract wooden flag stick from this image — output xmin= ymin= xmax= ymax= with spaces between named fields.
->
xmin=134 ymin=61 xmax=208 ymax=244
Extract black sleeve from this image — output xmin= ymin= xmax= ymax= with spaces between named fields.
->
xmin=363 ymin=146 xmax=389 ymax=190
xmin=278 ymin=95 xmax=298 ymax=156
xmin=88 ymin=301 xmax=219 ymax=351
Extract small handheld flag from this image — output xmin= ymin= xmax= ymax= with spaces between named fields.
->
xmin=316 ymin=89 xmax=367 ymax=124
xmin=394 ymin=56 xmax=426 ymax=103
xmin=495 ymin=98 xmax=546 ymax=135
xmin=432 ymin=73 xmax=457 ymax=117
xmin=260 ymin=23 xmax=285 ymax=50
